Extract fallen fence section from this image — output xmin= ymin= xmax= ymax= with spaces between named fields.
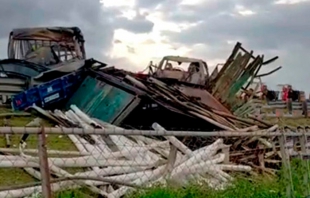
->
xmin=0 ymin=127 xmax=308 ymax=197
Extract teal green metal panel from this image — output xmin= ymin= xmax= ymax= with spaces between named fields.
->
xmin=66 ymin=76 xmax=136 ymax=123
xmin=67 ymin=76 xmax=104 ymax=111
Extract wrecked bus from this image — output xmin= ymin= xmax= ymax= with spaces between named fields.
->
xmin=7 ymin=27 xmax=86 ymax=67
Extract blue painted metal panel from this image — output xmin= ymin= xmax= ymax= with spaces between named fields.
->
xmin=67 ymin=76 xmax=136 ymax=123
xmin=12 ymin=71 xmax=84 ymax=110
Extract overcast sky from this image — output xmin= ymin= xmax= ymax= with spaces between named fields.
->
xmin=0 ymin=0 xmax=309 ymax=92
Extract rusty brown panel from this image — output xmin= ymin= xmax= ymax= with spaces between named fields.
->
xmin=177 ymin=86 xmax=231 ymax=114
xmin=12 ymin=28 xmax=75 ymax=42
xmin=155 ymin=70 xmax=185 ymax=80
xmin=212 ymin=52 xmax=243 ymax=98
xmin=211 ymin=42 xmax=242 ymax=85
xmin=221 ymin=53 xmax=253 ymax=104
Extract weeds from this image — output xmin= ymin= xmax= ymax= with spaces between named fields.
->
xmin=51 ymin=159 xmax=310 ymax=198
xmin=126 ymin=176 xmax=284 ymax=198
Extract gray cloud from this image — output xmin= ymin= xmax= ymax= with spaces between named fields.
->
xmin=0 ymin=0 xmax=309 ymax=92
xmin=135 ymin=0 xmax=178 ymax=9
xmin=114 ymin=11 xmax=154 ymax=33
xmin=0 ymin=0 xmax=153 ymax=61
xmin=154 ymin=0 xmax=310 ymax=91
xmin=162 ymin=1 xmax=310 ymax=49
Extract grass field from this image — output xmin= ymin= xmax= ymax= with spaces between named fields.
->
xmin=1 ymin=106 xmax=310 ymax=197
xmin=0 ymin=107 xmax=78 ymax=187
xmin=50 ymin=160 xmax=309 ymax=198
xmin=125 ymin=159 xmax=310 ymax=198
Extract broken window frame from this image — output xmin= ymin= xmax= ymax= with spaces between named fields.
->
xmin=7 ymin=27 xmax=86 ymax=65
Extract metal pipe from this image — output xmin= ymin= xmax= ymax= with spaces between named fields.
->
xmin=0 ymin=126 xmax=309 ymax=137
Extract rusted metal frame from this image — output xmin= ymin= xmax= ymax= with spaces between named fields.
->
xmin=255 ymin=66 xmax=282 ymax=78
xmin=238 ymin=55 xmax=262 ymax=89
xmin=228 ymin=56 xmax=261 ymax=111
xmin=210 ymin=42 xmax=241 ymax=87
xmin=215 ymin=53 xmax=245 ymax=106
xmin=148 ymin=77 xmax=205 ymax=103
xmin=246 ymin=65 xmax=262 ymax=91
xmin=222 ymin=52 xmax=253 ymax=105
xmin=212 ymin=52 xmax=243 ymax=98
xmin=239 ymin=55 xmax=261 ymax=80
xmin=146 ymin=86 xmax=199 ymax=117
xmin=238 ymin=42 xmax=278 ymax=66
xmin=212 ymin=53 xmax=241 ymax=96
xmin=221 ymin=52 xmax=245 ymax=94
xmin=146 ymin=80 xmax=234 ymax=129
xmin=244 ymin=55 xmax=264 ymax=89
xmin=178 ymin=86 xmax=231 ymax=114
xmin=209 ymin=63 xmax=223 ymax=82
xmin=186 ymin=102 xmax=236 ymax=128
xmin=38 ymin=126 xmax=52 ymax=198
xmin=239 ymin=44 xmax=278 ymax=65
xmin=262 ymin=56 xmax=278 ymax=65
xmin=247 ymin=58 xmax=263 ymax=81
xmin=235 ymin=51 xmax=254 ymax=79
xmin=238 ymin=44 xmax=255 ymax=58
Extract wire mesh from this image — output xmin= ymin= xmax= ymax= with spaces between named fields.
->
xmin=0 ymin=127 xmax=308 ymax=197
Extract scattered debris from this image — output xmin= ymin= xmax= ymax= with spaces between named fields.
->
xmin=1 ymin=105 xmax=250 ymax=198
xmin=12 ymin=59 xmax=107 ymax=110
xmin=0 ymin=26 xmax=302 ymax=197
xmin=208 ymin=42 xmax=280 ymax=112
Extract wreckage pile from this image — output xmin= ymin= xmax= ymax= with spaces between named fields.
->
xmin=0 ymin=26 xmax=292 ymax=196
xmin=122 ymin=74 xmax=274 ymax=131
xmin=0 ymin=105 xmax=252 ymax=198
xmin=207 ymin=42 xmax=281 ymax=114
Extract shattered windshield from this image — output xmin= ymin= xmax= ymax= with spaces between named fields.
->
xmin=9 ymin=40 xmax=80 ymax=66
xmin=8 ymin=27 xmax=85 ymax=67
xmin=164 ymin=61 xmax=196 ymax=72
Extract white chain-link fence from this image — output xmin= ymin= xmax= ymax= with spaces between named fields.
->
xmin=0 ymin=127 xmax=308 ymax=198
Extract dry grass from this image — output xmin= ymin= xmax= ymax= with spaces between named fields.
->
xmin=265 ymin=117 xmax=310 ymax=127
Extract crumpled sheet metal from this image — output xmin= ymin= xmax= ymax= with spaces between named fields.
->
xmin=177 ymin=86 xmax=231 ymax=114
xmin=209 ymin=42 xmax=280 ymax=112
xmin=10 ymin=27 xmax=84 ymax=42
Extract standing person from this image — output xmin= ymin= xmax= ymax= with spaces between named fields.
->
xmin=301 ymin=95 xmax=308 ymax=117
xmin=282 ymin=86 xmax=288 ymax=101
xmin=287 ymin=85 xmax=293 ymax=114
xmin=260 ymin=84 xmax=268 ymax=100
xmin=243 ymin=88 xmax=255 ymax=102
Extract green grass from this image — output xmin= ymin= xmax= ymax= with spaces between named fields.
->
xmin=126 ymin=176 xmax=284 ymax=198
xmin=2 ymin=106 xmax=310 ymax=197
xmin=0 ymin=107 xmax=78 ymax=187
xmin=48 ymin=159 xmax=310 ymax=198
xmin=125 ymin=160 xmax=310 ymax=198
xmin=266 ymin=117 xmax=310 ymax=127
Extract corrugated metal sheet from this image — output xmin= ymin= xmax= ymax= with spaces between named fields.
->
xmin=67 ymin=76 xmax=138 ymax=123
xmin=177 ymin=86 xmax=231 ymax=114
